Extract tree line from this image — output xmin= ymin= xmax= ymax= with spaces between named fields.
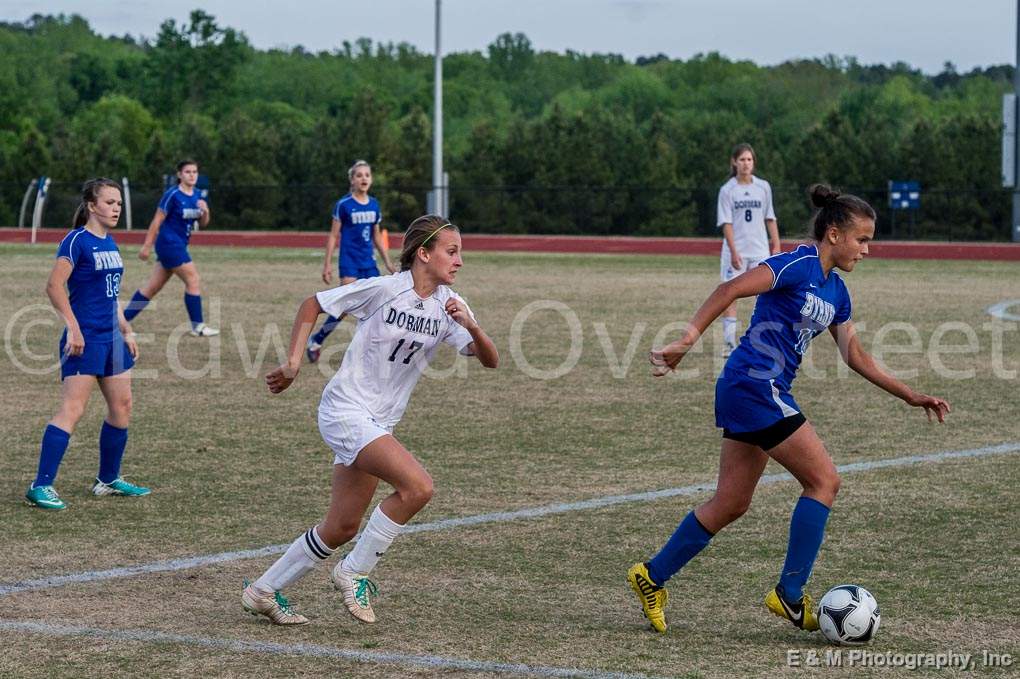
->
xmin=0 ymin=11 xmax=1012 ymax=239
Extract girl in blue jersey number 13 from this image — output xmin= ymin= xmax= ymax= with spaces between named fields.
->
xmin=123 ymin=159 xmax=218 ymax=337
xmin=306 ymin=160 xmax=396 ymax=363
xmin=627 ymin=185 xmax=950 ymax=634
xmin=25 ymin=179 xmax=150 ymax=510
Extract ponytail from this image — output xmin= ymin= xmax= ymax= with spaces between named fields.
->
xmin=807 ymin=184 xmax=876 ymax=240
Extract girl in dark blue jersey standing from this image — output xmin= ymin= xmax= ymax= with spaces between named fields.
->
xmin=124 ymin=159 xmax=217 ymax=336
xmin=627 ymin=185 xmax=950 ymax=634
xmin=306 ymin=160 xmax=396 ymax=363
xmin=26 ymin=178 xmax=150 ymax=510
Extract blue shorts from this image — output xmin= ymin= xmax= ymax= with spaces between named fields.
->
xmin=155 ymin=239 xmax=192 ymax=269
xmin=714 ymin=373 xmax=801 ymax=434
xmin=59 ymin=335 xmax=134 ymax=381
xmin=339 ymin=263 xmax=380 ymax=280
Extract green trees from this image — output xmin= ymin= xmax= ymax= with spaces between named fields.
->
xmin=0 ymin=13 xmax=1011 ymax=239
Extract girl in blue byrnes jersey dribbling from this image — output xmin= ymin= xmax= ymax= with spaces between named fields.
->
xmin=306 ymin=160 xmax=397 ymax=363
xmin=25 ymin=179 xmax=150 ymax=511
xmin=123 ymin=159 xmax=218 ymax=336
xmin=627 ymin=185 xmax=950 ymax=634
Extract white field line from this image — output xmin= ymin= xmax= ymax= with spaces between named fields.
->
xmin=2 ymin=441 xmax=1018 ymax=598
xmin=0 ymin=620 xmax=667 ymax=679
xmin=986 ymin=299 xmax=1020 ymax=321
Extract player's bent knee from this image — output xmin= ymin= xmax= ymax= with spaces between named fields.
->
xmin=402 ymin=475 xmax=434 ymax=510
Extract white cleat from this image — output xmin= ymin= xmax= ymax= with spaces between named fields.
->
xmin=241 ymin=583 xmax=309 ymax=626
xmin=189 ymin=323 xmax=220 ymax=337
xmin=331 ymin=562 xmax=378 ymax=623
xmin=721 ymin=341 xmax=736 ymax=358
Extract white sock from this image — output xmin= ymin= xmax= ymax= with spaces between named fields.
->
xmin=723 ymin=317 xmax=737 ymax=346
xmin=341 ymin=505 xmax=404 ymax=575
xmin=254 ymin=526 xmax=335 ymax=593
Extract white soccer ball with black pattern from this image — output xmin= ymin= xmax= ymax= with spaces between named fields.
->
xmin=817 ymin=584 xmax=881 ymax=645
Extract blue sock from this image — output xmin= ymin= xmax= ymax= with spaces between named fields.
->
xmin=33 ymin=424 xmax=71 ymax=488
xmin=123 ymin=290 xmax=150 ymax=321
xmin=98 ymin=421 xmax=129 ymax=484
xmin=184 ymin=293 xmax=203 ymax=328
xmin=647 ymin=511 xmax=715 ymax=586
xmin=778 ymin=496 xmax=831 ymax=602
xmin=312 ymin=315 xmax=341 ymax=345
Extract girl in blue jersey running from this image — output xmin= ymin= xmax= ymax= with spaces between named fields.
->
xmin=25 ymin=178 xmax=150 ymax=511
xmin=627 ymin=184 xmax=950 ymax=634
xmin=306 ymin=160 xmax=396 ymax=363
xmin=123 ymin=159 xmax=217 ymax=336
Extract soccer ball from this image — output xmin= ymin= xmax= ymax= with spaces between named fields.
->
xmin=817 ymin=584 xmax=881 ymax=645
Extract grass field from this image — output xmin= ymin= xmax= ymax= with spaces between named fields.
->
xmin=1 ymin=242 xmax=1018 ymax=678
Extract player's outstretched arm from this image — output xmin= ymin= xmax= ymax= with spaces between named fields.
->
xmin=829 ymin=322 xmax=951 ymax=423
xmin=651 ymin=264 xmax=774 ymax=375
xmin=445 ymin=298 xmax=498 ymax=368
xmin=266 ymin=295 xmax=324 ymax=393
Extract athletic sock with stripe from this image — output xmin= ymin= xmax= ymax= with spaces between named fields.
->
xmin=253 ymin=526 xmax=335 ymax=594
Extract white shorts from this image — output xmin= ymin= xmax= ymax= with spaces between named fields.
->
xmin=720 ymin=255 xmax=765 ymax=282
xmin=318 ymin=405 xmax=393 ymax=466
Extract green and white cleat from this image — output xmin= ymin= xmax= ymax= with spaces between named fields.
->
xmin=26 ymin=484 xmax=67 ymax=510
xmin=332 ymin=562 xmax=379 ymax=623
xmin=242 ymin=581 xmax=309 ymax=626
xmin=92 ymin=477 xmax=151 ymax=497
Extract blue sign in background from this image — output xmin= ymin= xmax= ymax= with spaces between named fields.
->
xmin=888 ymin=180 xmax=920 ymax=210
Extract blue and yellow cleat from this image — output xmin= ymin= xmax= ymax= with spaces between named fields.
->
xmin=765 ymin=585 xmax=819 ymax=631
xmin=92 ymin=477 xmax=151 ymax=497
xmin=26 ymin=484 xmax=67 ymax=510
xmin=627 ymin=562 xmax=668 ymax=633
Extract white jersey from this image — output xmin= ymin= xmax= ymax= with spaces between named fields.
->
xmin=716 ymin=175 xmax=776 ymax=262
xmin=316 ymin=270 xmax=475 ymax=428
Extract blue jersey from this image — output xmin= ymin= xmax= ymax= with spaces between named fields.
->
xmin=156 ymin=186 xmax=204 ymax=243
xmin=333 ymin=194 xmax=381 ymax=271
xmin=56 ymin=228 xmax=125 ymax=343
xmin=724 ymin=244 xmax=852 ymax=393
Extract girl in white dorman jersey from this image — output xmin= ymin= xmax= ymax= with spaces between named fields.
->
xmin=242 ymin=215 xmax=499 ymax=627
xmin=717 ymin=143 xmax=781 ymax=356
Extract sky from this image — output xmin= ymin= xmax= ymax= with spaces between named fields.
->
xmin=2 ymin=0 xmax=1016 ymax=74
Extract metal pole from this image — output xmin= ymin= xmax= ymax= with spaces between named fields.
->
xmin=31 ymin=177 xmax=50 ymax=245
xmin=122 ymin=176 xmax=133 ymax=230
xmin=433 ymin=0 xmax=444 ymax=217
xmin=18 ymin=178 xmax=38 ymax=228
xmin=1014 ymin=0 xmax=1020 ymax=241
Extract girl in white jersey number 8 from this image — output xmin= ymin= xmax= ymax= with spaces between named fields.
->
xmin=717 ymin=143 xmax=781 ymax=356
xmin=242 ymin=215 xmax=499 ymax=626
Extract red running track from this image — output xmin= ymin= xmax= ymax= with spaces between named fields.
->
xmin=3 ymin=227 xmax=1020 ymax=261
